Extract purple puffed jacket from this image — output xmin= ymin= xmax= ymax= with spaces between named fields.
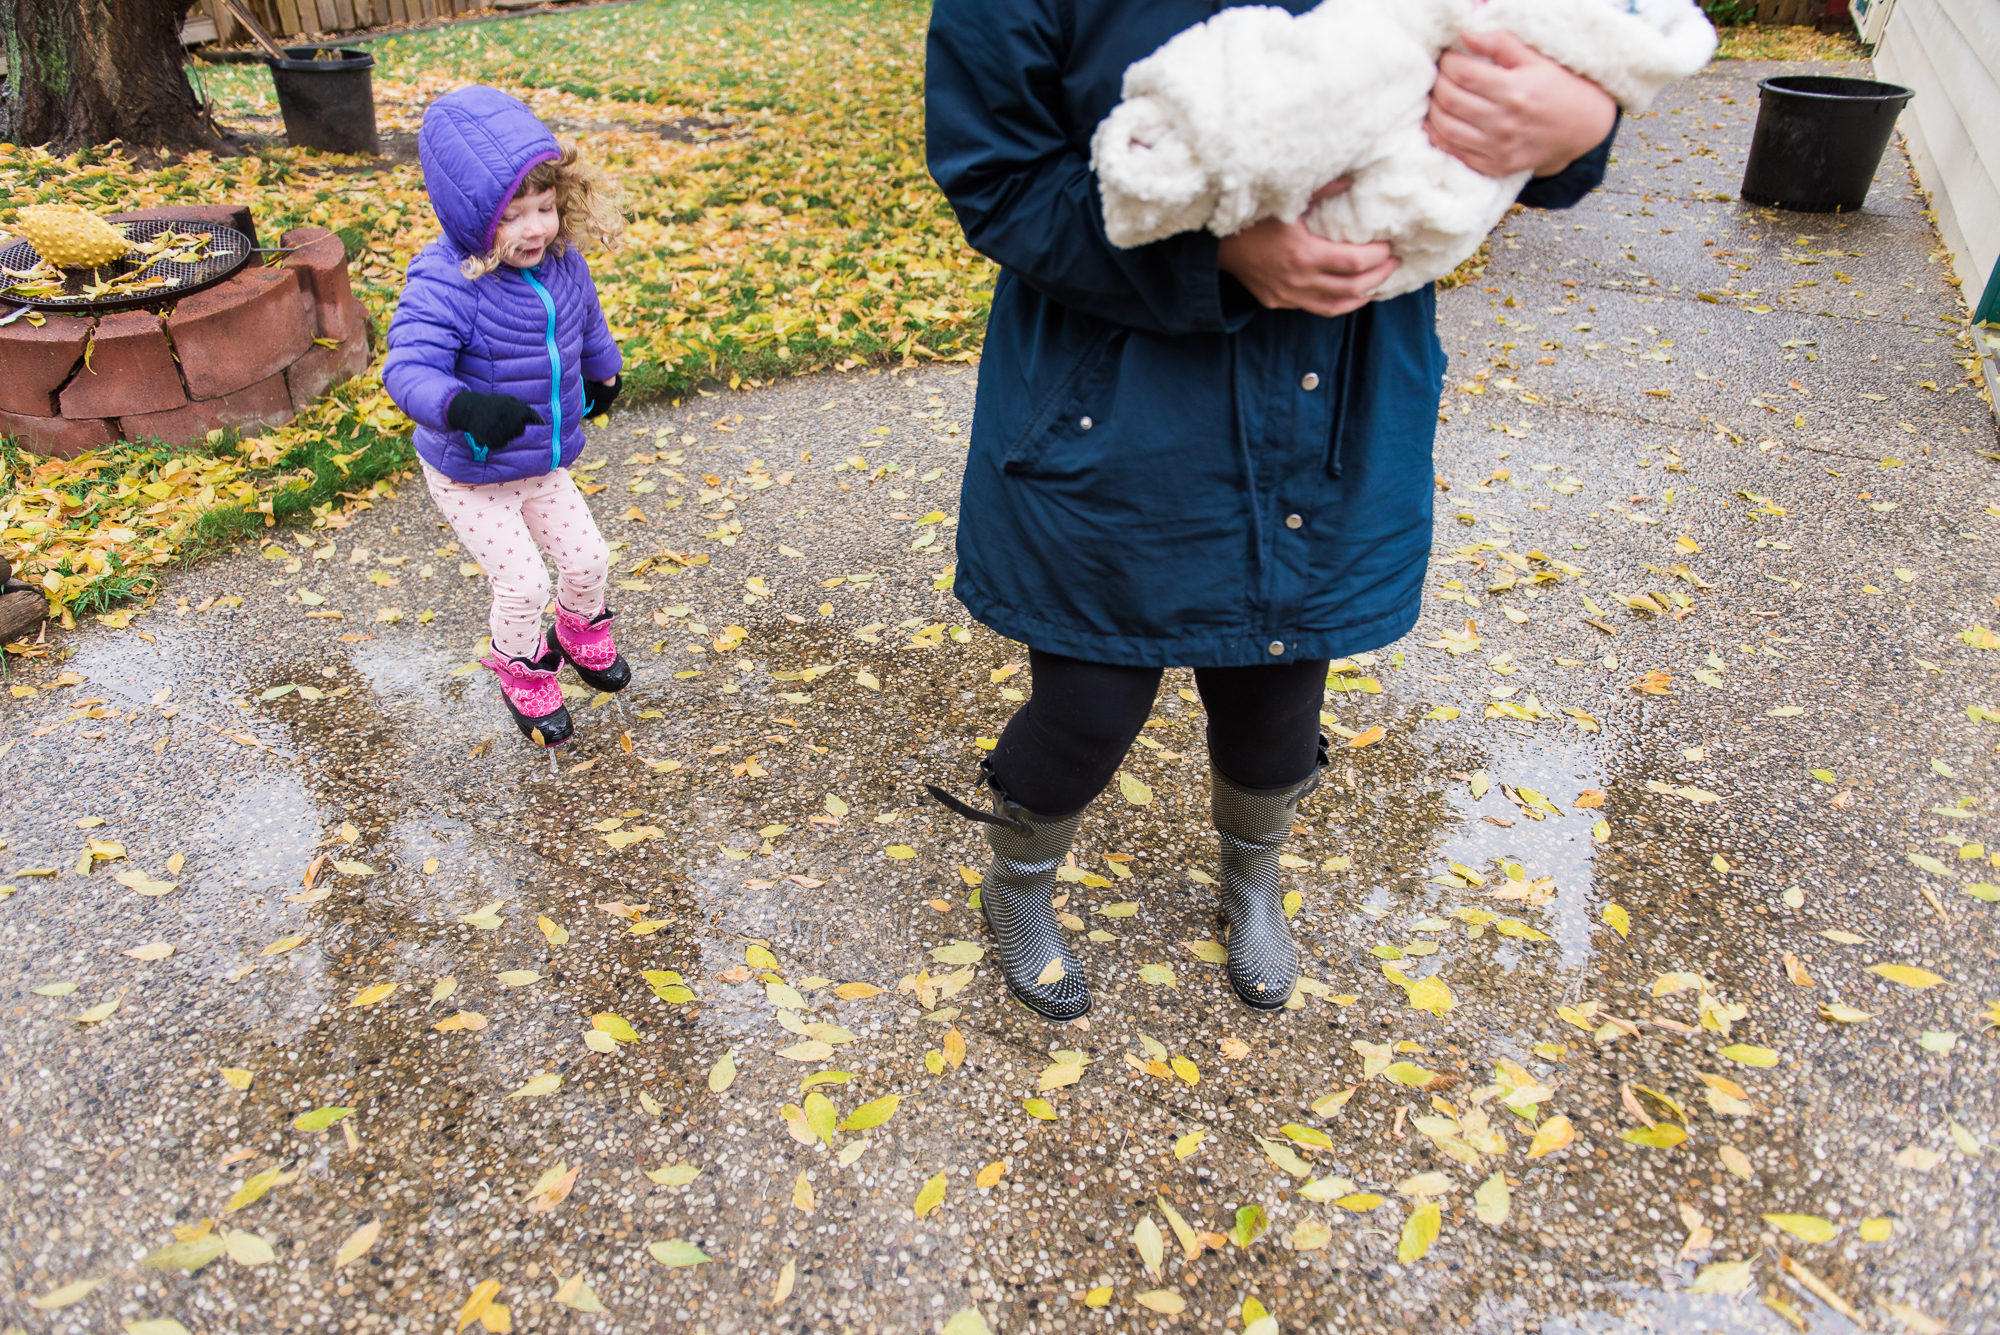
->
xmin=383 ymin=85 xmax=622 ymax=485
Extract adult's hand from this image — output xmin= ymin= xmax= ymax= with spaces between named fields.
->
xmin=1217 ymin=180 xmax=1399 ymax=318
xmin=1428 ymin=30 xmax=1618 ymax=179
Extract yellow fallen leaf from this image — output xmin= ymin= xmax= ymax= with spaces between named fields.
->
xmin=1133 ymin=1222 xmax=1165 ymax=1283
xmin=122 ymin=941 xmax=174 ymax=961
xmin=1718 ymin=1044 xmax=1780 ymax=1068
xmin=1118 ymin=773 xmax=1152 ymax=805
xmin=29 ymin=1278 xmax=104 ymax=1309
xmin=507 ymin=1072 xmax=561 ymax=1099
xmin=1686 ymin=1260 xmax=1754 ymax=1294
xmin=779 ymin=1040 xmax=835 ymax=1062
xmin=1134 ymin=1291 xmax=1186 ymax=1315
xmin=1868 ymin=963 xmax=1945 ymax=988
xmin=457 ymin=1280 xmax=501 ymax=1333
xmin=976 ymin=1161 xmax=1007 ymax=1189
xmin=1281 ymin=1123 xmax=1333 ymax=1151
xmin=646 ymin=1163 xmax=702 ymax=1186
xmin=1602 ymin=903 xmax=1630 ymax=938
xmin=545 ymin=1269 xmax=604 ymax=1315
xmin=1038 ymin=1061 xmax=1084 ymax=1091
xmin=1762 ymin=1213 xmax=1837 ymax=1243
xmin=349 ymin=983 xmax=396 ymax=1008
xmin=1400 ymin=974 xmax=1454 ymax=1017
xmin=1527 ymin=1115 xmax=1575 ymax=1158
xmin=1894 ymin=1145 xmax=1943 ymax=1171
xmin=913 ymin=1170 xmax=947 ymax=1218
xmin=1290 ymin=1217 xmax=1334 ymax=1251
xmin=221 ymin=1067 xmax=253 ymax=1091
xmin=592 ymin=1013 xmax=640 ymax=1043
xmin=1173 ymin=1131 xmax=1205 ymax=1159
xmin=336 ymin=1219 xmax=382 ymax=1266
xmin=1398 ymin=1202 xmax=1441 ymax=1262
xmin=1879 ymin=1302 xmax=1947 ymax=1335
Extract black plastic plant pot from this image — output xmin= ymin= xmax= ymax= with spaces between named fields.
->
xmin=1740 ymin=75 xmax=1912 ymax=213
xmin=266 ymin=46 xmax=380 ymax=156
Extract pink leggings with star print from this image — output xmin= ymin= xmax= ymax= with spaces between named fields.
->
xmin=423 ymin=463 xmax=610 ymax=660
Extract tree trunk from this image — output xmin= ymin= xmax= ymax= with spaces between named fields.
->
xmin=0 ymin=0 xmax=229 ymax=153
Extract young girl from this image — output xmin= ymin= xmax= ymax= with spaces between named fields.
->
xmin=385 ymin=85 xmax=630 ymax=749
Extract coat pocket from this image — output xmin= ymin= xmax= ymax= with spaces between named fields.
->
xmin=1003 ymin=329 xmax=1127 ymax=477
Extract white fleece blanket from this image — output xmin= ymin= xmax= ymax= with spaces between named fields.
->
xmin=1091 ymin=0 xmax=1717 ymax=298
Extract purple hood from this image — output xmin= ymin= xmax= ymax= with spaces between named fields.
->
xmin=418 ymin=85 xmax=562 ymax=256
xmin=383 ymin=84 xmax=622 ymax=486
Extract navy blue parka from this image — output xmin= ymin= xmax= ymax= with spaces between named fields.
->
xmin=926 ymin=0 xmax=1612 ymax=667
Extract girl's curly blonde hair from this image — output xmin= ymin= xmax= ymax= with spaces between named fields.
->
xmin=460 ymin=138 xmax=626 ymax=280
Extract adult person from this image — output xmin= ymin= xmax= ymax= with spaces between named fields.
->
xmin=922 ymin=1 xmax=1619 ymax=1022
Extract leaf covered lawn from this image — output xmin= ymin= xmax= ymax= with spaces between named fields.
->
xmin=1 ymin=0 xmax=985 ymax=626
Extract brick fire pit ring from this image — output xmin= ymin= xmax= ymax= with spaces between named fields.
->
xmin=0 ymin=205 xmax=372 ymax=459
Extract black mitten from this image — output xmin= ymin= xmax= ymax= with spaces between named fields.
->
xmin=582 ymin=374 xmax=622 ymax=421
xmin=447 ymin=390 xmax=543 ymax=453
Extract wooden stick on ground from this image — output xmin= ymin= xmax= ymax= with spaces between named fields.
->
xmin=218 ymin=0 xmax=293 ymax=61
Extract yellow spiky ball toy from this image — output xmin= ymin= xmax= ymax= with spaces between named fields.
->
xmin=14 ymin=204 xmax=131 ymax=269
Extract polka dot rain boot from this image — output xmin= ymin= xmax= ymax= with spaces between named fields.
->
xmin=926 ymin=761 xmax=1092 ymax=1022
xmin=1210 ymin=737 xmax=1328 ymax=1010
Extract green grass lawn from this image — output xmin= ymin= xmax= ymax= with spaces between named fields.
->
xmin=2 ymin=0 xmax=986 ymax=631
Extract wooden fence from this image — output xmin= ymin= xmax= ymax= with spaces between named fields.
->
xmin=188 ymin=0 xmax=496 ymax=43
xmin=1756 ymin=0 xmax=1846 ymax=22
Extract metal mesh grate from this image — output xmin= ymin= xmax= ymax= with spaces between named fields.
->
xmin=0 ymin=219 xmax=252 ymax=315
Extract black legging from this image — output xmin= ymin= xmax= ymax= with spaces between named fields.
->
xmin=990 ymin=649 xmax=1328 ymax=816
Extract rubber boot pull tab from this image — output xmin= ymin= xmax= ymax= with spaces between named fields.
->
xmin=924 ymin=783 xmax=1028 ymax=833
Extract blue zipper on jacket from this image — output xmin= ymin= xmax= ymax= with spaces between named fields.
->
xmin=521 ymin=265 xmax=563 ymax=473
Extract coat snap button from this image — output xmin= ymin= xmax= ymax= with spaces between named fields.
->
xmin=1285 ymin=513 xmax=1303 ymax=530
xmin=1300 ymin=372 xmax=1321 ymax=391
xmin=1079 ymin=415 xmax=1093 ymax=430
xmin=1268 ymin=640 xmax=1285 ymax=656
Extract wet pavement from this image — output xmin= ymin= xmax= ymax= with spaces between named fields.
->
xmin=3 ymin=59 xmax=1997 ymax=1335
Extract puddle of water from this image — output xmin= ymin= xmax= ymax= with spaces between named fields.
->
xmin=347 ymin=633 xmax=480 ymax=715
xmin=62 ymin=630 xmax=180 ymax=710
xmin=1432 ymin=733 xmax=1607 ymax=971
xmin=194 ymin=770 xmax=327 ymax=894
xmin=1532 ymin=1273 xmax=1868 ymax=1335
